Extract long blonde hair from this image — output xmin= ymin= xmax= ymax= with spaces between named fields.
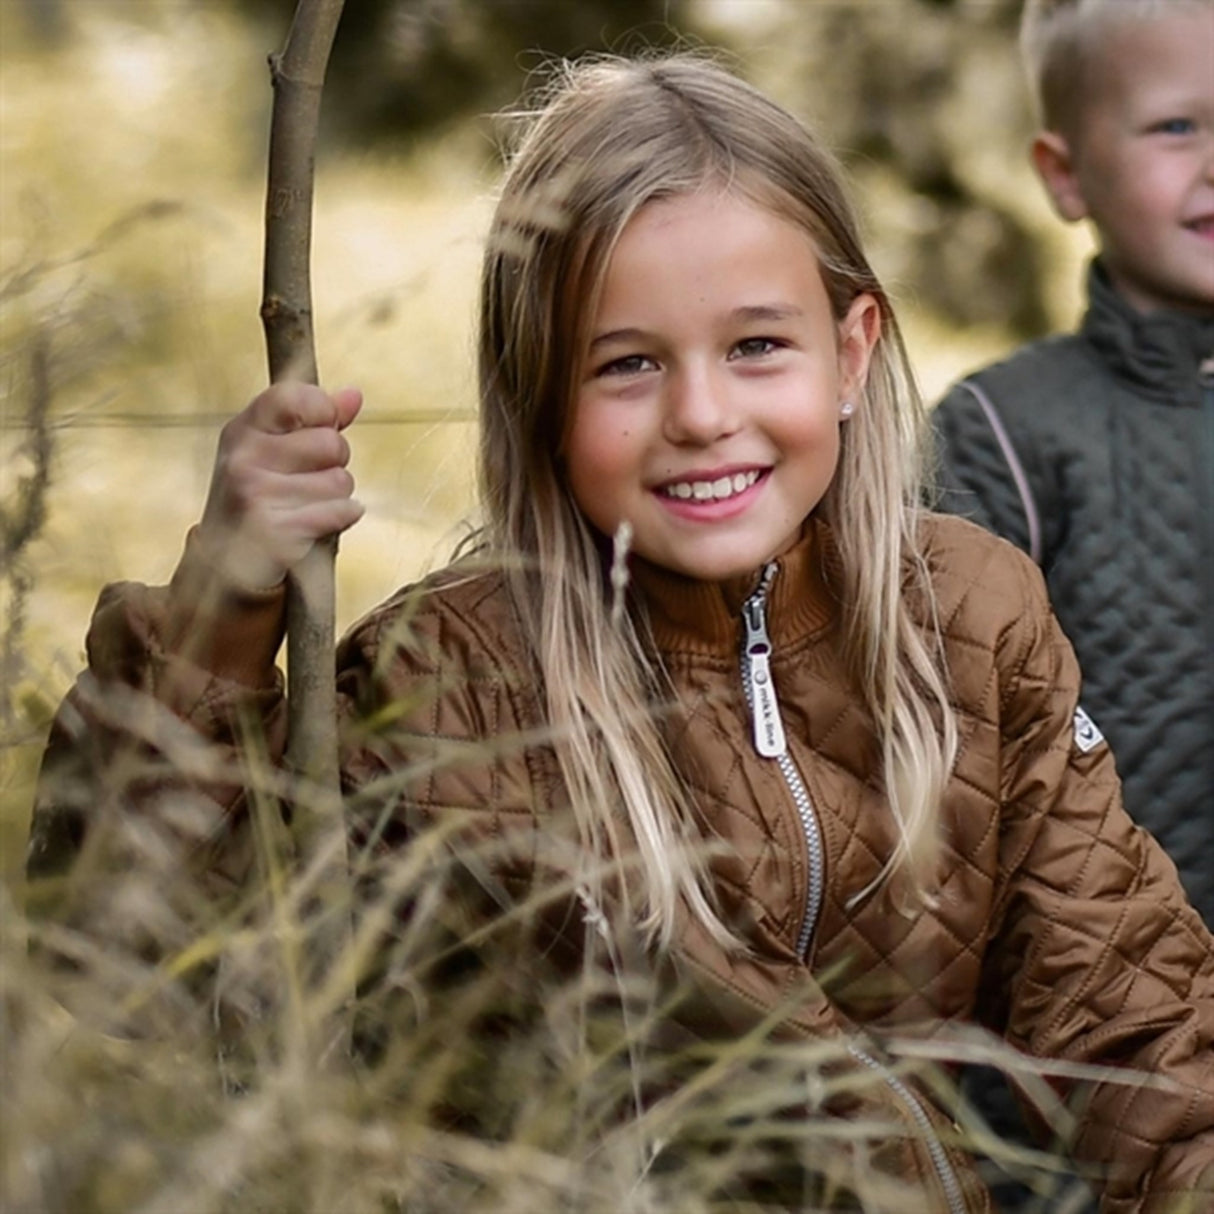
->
xmin=475 ymin=53 xmax=957 ymax=948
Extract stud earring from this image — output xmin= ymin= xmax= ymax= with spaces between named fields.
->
xmin=839 ymin=400 xmax=855 ymax=419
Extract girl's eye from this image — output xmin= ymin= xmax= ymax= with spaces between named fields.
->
xmin=1151 ymin=117 xmax=1195 ymax=135
xmin=596 ymin=354 xmax=655 ymax=377
xmin=731 ymin=337 xmax=783 ymax=360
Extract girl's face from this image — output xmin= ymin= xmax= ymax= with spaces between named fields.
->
xmin=567 ymin=189 xmax=879 ymax=582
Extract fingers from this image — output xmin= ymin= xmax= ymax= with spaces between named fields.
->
xmin=199 ymin=383 xmax=366 ymax=591
xmin=262 ymin=482 xmax=366 ymax=542
xmin=222 ymin=463 xmax=358 ymax=516
xmin=223 ymin=419 xmax=352 ymax=476
xmin=239 ymin=475 xmax=366 ymax=570
xmin=333 ymin=385 xmax=363 ymax=430
xmin=223 ymin=382 xmax=360 ymax=459
xmin=240 ymin=381 xmax=335 ymax=433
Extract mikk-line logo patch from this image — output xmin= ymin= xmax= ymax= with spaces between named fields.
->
xmin=1073 ymin=705 xmax=1105 ymax=753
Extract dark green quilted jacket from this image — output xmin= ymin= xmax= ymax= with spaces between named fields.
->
xmin=933 ymin=261 xmax=1214 ymax=927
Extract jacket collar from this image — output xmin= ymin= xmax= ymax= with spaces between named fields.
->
xmin=1082 ymin=259 xmax=1214 ymax=403
xmin=628 ymin=515 xmax=842 ymax=657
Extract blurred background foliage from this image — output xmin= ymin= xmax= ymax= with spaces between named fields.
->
xmin=1 ymin=0 xmax=1092 ymax=885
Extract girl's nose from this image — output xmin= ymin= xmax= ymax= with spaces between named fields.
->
xmin=661 ymin=365 xmax=739 ymax=445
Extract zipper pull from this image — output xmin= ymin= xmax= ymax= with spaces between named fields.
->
xmin=742 ymin=571 xmax=787 ymax=759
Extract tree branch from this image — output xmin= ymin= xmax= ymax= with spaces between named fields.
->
xmin=259 ymin=0 xmax=349 ymax=1052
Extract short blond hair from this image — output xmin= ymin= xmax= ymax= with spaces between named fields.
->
xmin=1021 ymin=0 xmax=1211 ymax=133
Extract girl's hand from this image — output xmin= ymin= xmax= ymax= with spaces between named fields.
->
xmin=198 ymin=382 xmax=364 ymax=592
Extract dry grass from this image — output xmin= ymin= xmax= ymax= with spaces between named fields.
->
xmin=8 ymin=751 xmax=1105 ymax=1213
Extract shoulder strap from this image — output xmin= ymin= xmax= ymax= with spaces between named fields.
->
xmin=958 ymin=379 xmax=1042 ymax=565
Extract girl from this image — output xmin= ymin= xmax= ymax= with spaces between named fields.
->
xmin=29 ymin=54 xmax=1214 ymax=1211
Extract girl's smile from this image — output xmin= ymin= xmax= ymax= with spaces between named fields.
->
xmin=656 ymin=466 xmax=764 ymax=504
xmin=567 ymin=189 xmax=879 ymax=582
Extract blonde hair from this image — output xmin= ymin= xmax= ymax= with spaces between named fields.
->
xmin=475 ymin=53 xmax=957 ymax=949
xmin=1021 ymin=0 xmax=1212 ymax=133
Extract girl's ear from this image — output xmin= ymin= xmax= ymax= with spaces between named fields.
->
xmin=1030 ymin=131 xmax=1089 ymax=223
xmin=837 ymin=292 xmax=882 ymax=403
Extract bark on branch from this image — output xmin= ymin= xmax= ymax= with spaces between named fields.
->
xmin=262 ymin=2 xmax=342 ymax=383
xmin=259 ymin=0 xmax=349 ymax=1046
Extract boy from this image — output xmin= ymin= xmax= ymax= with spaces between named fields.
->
xmin=933 ymin=0 xmax=1214 ymax=930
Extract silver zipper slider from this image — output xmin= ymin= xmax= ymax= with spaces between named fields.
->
xmin=742 ymin=570 xmax=787 ymax=758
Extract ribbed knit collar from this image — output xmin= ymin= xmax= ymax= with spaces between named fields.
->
xmin=628 ymin=515 xmax=842 ymax=657
xmin=1082 ymin=259 xmax=1214 ymax=403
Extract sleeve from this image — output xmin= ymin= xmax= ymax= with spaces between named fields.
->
xmin=26 ymin=527 xmax=288 ymax=971
xmin=26 ymin=549 xmax=556 ymax=1067
xmin=328 ymin=582 xmax=575 ymax=1107
xmin=985 ymin=559 xmax=1214 ymax=1211
xmin=333 ymin=583 xmax=553 ymax=912
xmin=931 ymin=377 xmax=1047 ymax=564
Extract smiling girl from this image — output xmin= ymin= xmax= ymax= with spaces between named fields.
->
xmin=30 ymin=54 xmax=1214 ymax=1210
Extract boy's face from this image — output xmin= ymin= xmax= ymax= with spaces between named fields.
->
xmin=1035 ymin=8 xmax=1214 ymax=314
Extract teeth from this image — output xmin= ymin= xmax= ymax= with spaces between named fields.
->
xmin=662 ymin=470 xmax=760 ymax=502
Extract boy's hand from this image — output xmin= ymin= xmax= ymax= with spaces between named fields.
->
xmin=198 ymin=382 xmax=364 ymax=592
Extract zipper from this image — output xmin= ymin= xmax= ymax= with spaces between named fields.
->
xmin=740 ymin=565 xmax=967 ymax=1213
xmin=848 ymin=1045 xmax=968 ymax=1214
xmin=741 ymin=564 xmax=824 ymax=959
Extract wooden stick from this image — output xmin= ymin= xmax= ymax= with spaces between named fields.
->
xmin=259 ymin=0 xmax=349 ymax=1034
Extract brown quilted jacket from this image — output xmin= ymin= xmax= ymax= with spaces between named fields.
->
xmin=29 ymin=511 xmax=1214 ymax=1212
